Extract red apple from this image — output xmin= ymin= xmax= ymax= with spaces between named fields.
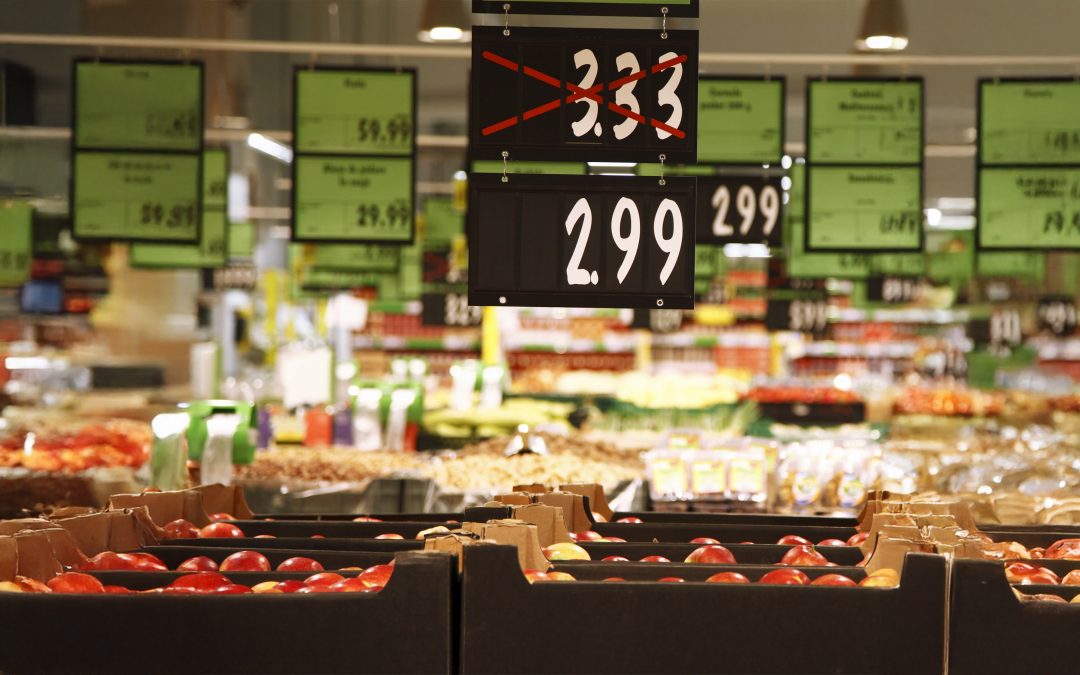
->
xmin=602 ymin=577 xmax=626 ymax=582
xmin=254 ymin=534 xmax=276 ymax=539
xmin=213 ymin=584 xmax=252 ymax=594
xmin=305 ymin=572 xmax=345 ymax=588
xmin=689 ymin=537 xmax=720 ymax=545
xmin=330 ymin=578 xmax=371 ymax=593
xmin=119 ymin=553 xmax=168 ymax=571
xmin=88 ymin=551 xmax=133 ymax=571
xmin=219 ymin=551 xmax=271 ymax=573
xmin=274 ymin=580 xmax=308 ymax=594
xmin=47 ymin=572 xmax=105 ymax=594
xmin=600 ymin=537 xmax=627 ymax=543
xmin=658 ymin=577 xmax=685 ymax=583
xmin=311 ymin=535 xmax=326 ymax=539
xmin=684 ymin=545 xmax=737 ymax=565
xmin=374 ymin=533 xmax=403 ymax=540
xmin=170 ymin=572 xmax=231 ymax=592
xmin=777 ymin=535 xmax=813 ymax=546
xmin=297 ymin=585 xmax=336 ymax=594
xmin=574 ymin=531 xmax=603 ymax=542
xmin=817 ymin=539 xmax=848 ymax=547
xmin=523 ymin=570 xmax=550 ymax=583
xmin=616 ymin=517 xmax=643 ymax=524
xmin=276 ymin=557 xmax=324 ymax=573
xmin=705 ymin=572 xmax=750 ymax=584
xmin=177 ymin=556 xmax=219 ymax=572
xmin=847 ymin=532 xmax=869 ymax=547
xmin=1005 ymin=562 xmax=1060 ymax=585
xmin=359 ymin=564 xmax=394 ymax=587
xmin=811 ymin=573 xmax=857 ymax=587
xmin=1044 ymin=539 xmax=1080 ymax=560
xmin=779 ymin=545 xmax=829 ymax=567
xmin=103 ymin=585 xmax=131 ymax=594
xmin=602 ymin=556 xmax=630 ymax=562
xmin=1061 ymin=570 xmax=1080 ymax=586
xmin=162 ymin=519 xmax=199 ymax=540
xmin=198 ymin=522 xmax=245 ymax=539
xmin=352 ymin=516 xmax=383 ymax=522
xmin=209 ymin=513 xmax=236 ymax=522
xmin=759 ymin=569 xmax=810 ymax=585
xmin=640 ymin=555 xmax=671 ymax=563
xmin=1030 ymin=547 xmax=1045 ymax=559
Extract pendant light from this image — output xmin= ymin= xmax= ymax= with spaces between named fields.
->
xmin=855 ymin=0 xmax=909 ymax=52
xmin=418 ymin=0 xmax=471 ymax=43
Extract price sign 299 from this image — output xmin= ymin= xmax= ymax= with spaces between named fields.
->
xmin=697 ymin=175 xmax=783 ymax=246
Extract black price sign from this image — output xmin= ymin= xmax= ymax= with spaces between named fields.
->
xmin=970 ymin=308 xmax=1023 ymax=349
xmin=469 ymin=174 xmax=695 ymax=309
xmin=1037 ymin=296 xmax=1077 ymax=336
xmin=422 ymin=292 xmax=483 ymax=327
xmin=919 ymin=348 xmax=969 ymax=380
xmin=867 ymin=275 xmax=925 ymax=304
xmin=631 ymin=308 xmax=684 ymax=333
xmin=470 ymin=27 xmax=698 ymax=163
xmin=765 ymin=298 xmax=829 ymax=336
xmin=473 ymin=0 xmax=699 ymax=17
xmin=696 ymin=175 xmax=783 ymax=246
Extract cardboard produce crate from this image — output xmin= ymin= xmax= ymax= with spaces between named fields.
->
xmin=460 ymin=545 xmax=946 ymax=674
xmin=0 ymin=550 xmax=455 ymax=675
xmin=142 ymin=544 xmax=413 ymax=571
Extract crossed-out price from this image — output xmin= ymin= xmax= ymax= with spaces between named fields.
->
xmin=356 ymin=200 xmax=410 ymax=228
xmin=357 ymin=114 xmax=413 ymax=145
xmin=141 ymin=202 xmax=196 ymax=229
xmin=564 ymin=196 xmax=684 ymax=287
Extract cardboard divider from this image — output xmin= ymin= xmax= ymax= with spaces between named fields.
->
xmin=460 ymin=545 xmax=945 ymax=674
xmin=191 ymin=484 xmax=254 ymax=519
xmin=108 ymin=490 xmax=211 ymax=527
xmin=593 ymin=521 xmax=859 ymax=544
xmin=949 ymin=558 xmax=1080 ymax=674
xmin=551 ymin=561 xmax=869 ymax=582
xmin=139 ymin=544 xmax=404 ymax=571
xmin=461 ymin=520 xmax=549 ymax=571
xmin=0 ymin=550 xmax=455 ymax=675
xmin=56 ymin=508 xmax=162 ymax=555
xmin=576 ymin=542 xmax=864 ymax=565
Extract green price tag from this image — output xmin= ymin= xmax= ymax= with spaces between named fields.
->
xmin=75 ymin=61 xmax=202 ymax=151
xmin=73 ymin=151 xmax=200 ymax=242
xmin=871 ymin=252 xmax=926 ymax=275
xmin=0 ymin=203 xmax=32 ymax=287
xmin=698 ymin=78 xmax=784 ymax=164
xmin=806 ymin=166 xmax=922 ymax=251
xmin=130 ymin=211 xmax=227 ymax=269
xmin=784 ymin=163 xmax=870 ymax=279
xmin=470 ymin=160 xmax=586 ymax=175
xmin=201 ymin=147 xmax=228 ymax=211
xmin=293 ymin=156 xmax=413 ymax=243
xmin=295 ymin=69 xmax=414 ymax=156
xmin=808 ymin=80 xmax=922 ymax=164
xmin=978 ymin=167 xmax=1080 ymax=249
xmin=980 ymin=80 xmax=1080 ymax=165
xmin=312 ymin=244 xmax=400 ymax=272
xmin=978 ymin=251 xmax=1046 ymax=280
xmin=424 ymin=198 xmax=464 ymax=243
xmin=228 ymin=221 xmax=255 ymax=260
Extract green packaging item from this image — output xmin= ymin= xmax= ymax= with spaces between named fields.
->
xmin=183 ymin=400 xmax=256 ymax=465
xmin=149 ymin=413 xmax=191 ymax=491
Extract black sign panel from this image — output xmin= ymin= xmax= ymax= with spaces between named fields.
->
xmin=696 ymin=175 xmax=783 ymax=246
xmin=631 ymin=308 xmax=684 ymax=333
xmin=473 ymin=1 xmax=699 ymax=17
xmin=421 ymin=292 xmax=483 ymax=327
xmin=1037 ymin=295 xmax=1078 ymax=336
xmin=919 ymin=348 xmax=969 ymax=380
xmin=469 ymin=174 xmax=696 ymax=309
xmin=470 ymin=27 xmax=698 ymax=163
xmin=867 ymin=275 xmax=925 ymax=304
xmin=969 ymin=308 xmax=1023 ymax=349
xmin=765 ymin=298 xmax=829 ymax=336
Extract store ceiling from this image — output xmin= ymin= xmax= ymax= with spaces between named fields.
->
xmin=3 ymin=0 xmax=1080 ymax=203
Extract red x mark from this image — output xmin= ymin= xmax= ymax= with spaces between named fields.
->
xmin=480 ymin=51 xmax=687 ymax=139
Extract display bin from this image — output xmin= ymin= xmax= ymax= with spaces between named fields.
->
xmin=459 ymin=545 xmax=946 ymax=674
xmin=949 ymin=558 xmax=1080 ymax=675
xmin=143 ymin=543 xmax=416 ymax=570
xmin=0 ymin=550 xmax=456 ymax=675
xmin=576 ymin=542 xmax=863 ymax=565
xmin=551 ymin=560 xmax=870 ymax=582
xmin=593 ymin=521 xmax=859 ymax=544
xmin=613 ymin=511 xmax=858 ymax=527
xmin=756 ymin=401 xmax=866 ymax=426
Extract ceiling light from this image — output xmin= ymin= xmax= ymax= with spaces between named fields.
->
xmin=855 ymin=0 xmax=908 ymax=52
xmin=246 ymin=133 xmax=293 ymax=164
xmin=418 ymin=0 xmax=471 ymax=43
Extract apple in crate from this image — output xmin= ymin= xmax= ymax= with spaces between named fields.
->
xmin=163 ymin=519 xmax=199 ymax=539
xmin=684 ymin=545 xmax=736 ymax=564
xmin=276 ymin=557 xmax=324 ymax=573
xmin=705 ymin=572 xmax=750 ymax=584
xmin=817 ymin=539 xmax=847 ymax=547
xmin=615 ymin=517 xmax=643 ymax=524
xmin=199 ymin=522 xmax=246 ymax=539
xmin=639 ymin=555 xmax=671 ymax=563
xmin=1005 ymin=562 xmax=1059 ymax=585
xmin=170 ymin=573 xmax=231 ymax=593
xmin=778 ymin=545 xmax=829 ymax=566
xmin=811 ymin=574 xmax=857 ymax=587
xmin=47 ymin=572 xmax=105 ymax=594
xmin=178 ymin=556 xmax=219 ymax=572
xmin=759 ymin=569 xmax=810 ymax=585
xmin=543 ymin=542 xmax=591 ymax=561
xmin=777 ymin=535 xmax=812 ymax=546
xmin=220 ymin=551 xmax=271 ymax=572
xmin=689 ymin=537 xmax=719 ymax=545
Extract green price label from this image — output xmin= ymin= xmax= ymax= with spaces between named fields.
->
xmin=0 ymin=203 xmax=32 ymax=287
xmin=75 ymin=61 xmax=202 ymax=151
xmin=698 ymin=78 xmax=783 ymax=164
xmin=202 ymin=148 xmax=228 ymax=211
xmin=295 ymin=69 xmax=414 ymax=156
xmin=293 ymin=156 xmax=413 ymax=243
xmin=871 ymin=252 xmax=926 ymax=275
xmin=470 ymin=160 xmax=586 ymax=175
xmin=980 ymin=81 xmax=1080 ymax=165
xmin=312 ymin=244 xmax=400 ymax=271
xmin=73 ymin=151 xmax=200 ymax=242
xmin=228 ymin=221 xmax=255 ymax=260
xmin=130 ymin=211 xmax=227 ymax=269
xmin=807 ymin=166 xmax=922 ymax=251
xmin=424 ymin=198 xmax=464 ymax=243
xmin=978 ymin=251 xmax=1046 ymax=280
xmin=926 ymin=230 xmax=975 ymax=282
xmin=978 ymin=167 xmax=1080 ymax=249
xmin=784 ymin=163 xmax=870 ymax=278
xmin=808 ymin=80 xmax=922 ymax=164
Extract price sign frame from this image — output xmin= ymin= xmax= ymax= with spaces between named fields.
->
xmin=472 ymin=0 xmax=699 ymax=17
xmin=866 ymin=275 xmax=925 ymax=304
xmin=421 ymin=292 xmax=484 ymax=328
xmin=71 ymin=58 xmax=204 ymax=243
xmin=129 ymin=147 xmax=230 ymax=270
xmin=969 ymin=308 xmax=1024 ymax=350
xmin=697 ymin=76 xmax=785 ymax=166
xmin=764 ymin=297 xmax=830 ymax=336
xmin=291 ymin=66 xmax=417 ymax=245
xmin=469 ymin=26 xmax=699 ymax=163
xmin=696 ymin=173 xmax=784 ymax=246
xmin=0 ymin=202 xmax=33 ymax=287
xmin=1037 ymin=295 xmax=1078 ymax=336
xmin=978 ymin=77 xmax=1080 ymax=166
xmin=468 ymin=173 xmax=696 ymax=309
xmin=805 ymin=77 xmax=924 ymax=254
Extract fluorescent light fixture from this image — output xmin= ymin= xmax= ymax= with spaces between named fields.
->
xmin=418 ymin=0 xmax=471 ymax=43
xmin=925 ymin=208 xmax=942 ymax=226
xmin=247 ymin=132 xmax=293 ymax=164
xmin=723 ymin=243 xmax=771 ymax=258
xmin=855 ymin=0 xmax=909 ymax=52
xmin=588 ymin=161 xmax=638 ymax=168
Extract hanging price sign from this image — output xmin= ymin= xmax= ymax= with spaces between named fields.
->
xmin=980 ymin=79 xmax=1080 ymax=165
xmin=311 ymin=244 xmax=400 ymax=272
xmin=72 ymin=59 xmax=203 ymax=242
xmin=631 ymin=308 xmax=684 ymax=333
xmin=784 ymin=163 xmax=871 ymax=279
xmin=698 ymin=77 xmax=785 ymax=165
xmin=696 ymin=174 xmax=783 ymax=246
xmin=469 ymin=27 xmax=699 ymax=163
xmin=469 ymin=174 xmax=695 ymax=309
xmin=807 ymin=79 xmax=922 ymax=164
xmin=765 ymin=298 xmax=829 ymax=335
xmin=293 ymin=68 xmax=415 ymax=244
xmin=421 ymin=292 xmax=483 ymax=328
xmin=969 ymin=308 xmax=1024 ymax=349
xmin=130 ymin=148 xmax=229 ymax=268
xmin=977 ymin=168 xmax=1080 ymax=250
xmin=0 ymin=203 xmax=32 ymax=287
xmin=473 ymin=0 xmax=699 ymax=17
xmin=806 ymin=166 xmax=922 ymax=251
xmin=866 ymin=275 xmax=925 ymax=304
xmin=1037 ymin=296 xmax=1078 ymax=336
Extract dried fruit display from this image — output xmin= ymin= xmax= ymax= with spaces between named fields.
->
xmin=0 ymin=419 xmax=150 ymax=472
